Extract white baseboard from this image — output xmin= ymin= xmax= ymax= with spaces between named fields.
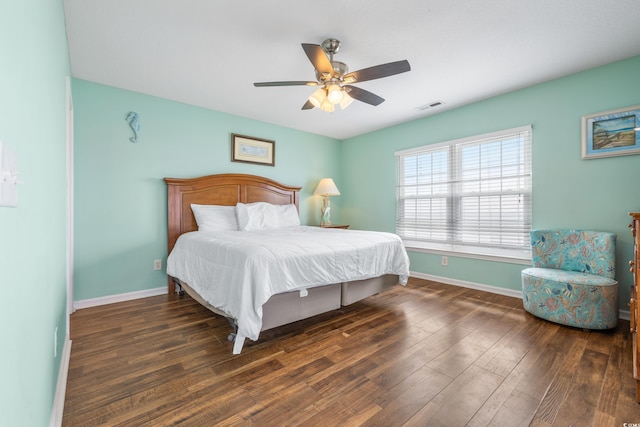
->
xmin=50 ymin=337 xmax=72 ymax=427
xmin=410 ymin=270 xmax=523 ymax=299
xmin=74 ymin=286 xmax=167 ymax=310
xmin=410 ymin=271 xmax=629 ymax=321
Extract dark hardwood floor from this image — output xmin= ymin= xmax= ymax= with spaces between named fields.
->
xmin=63 ymin=278 xmax=640 ymax=426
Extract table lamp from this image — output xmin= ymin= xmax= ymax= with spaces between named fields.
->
xmin=313 ymin=178 xmax=341 ymax=226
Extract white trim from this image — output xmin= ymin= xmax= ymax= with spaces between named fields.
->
xmin=65 ymin=76 xmax=75 ymax=333
xmin=74 ymin=287 xmax=167 ymax=310
xmin=410 ymin=271 xmax=523 ymax=299
xmin=49 ymin=337 xmax=72 ymax=427
xmin=405 ymin=245 xmax=531 ymax=266
xmin=395 ymin=124 xmax=532 ymax=156
xmin=410 ymin=271 xmax=629 ymax=321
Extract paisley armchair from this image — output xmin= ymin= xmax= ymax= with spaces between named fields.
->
xmin=521 ymin=229 xmax=618 ymax=329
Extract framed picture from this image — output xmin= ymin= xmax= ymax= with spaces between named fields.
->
xmin=231 ymin=134 xmax=275 ymax=166
xmin=581 ymin=105 xmax=640 ymax=159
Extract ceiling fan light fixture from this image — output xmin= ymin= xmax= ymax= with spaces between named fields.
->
xmin=320 ymin=97 xmax=335 ymax=112
xmin=308 ymin=88 xmax=327 ymax=109
xmin=327 ymin=84 xmax=344 ymax=104
xmin=254 ymin=38 xmax=411 ymax=113
xmin=339 ymin=92 xmax=354 ymax=110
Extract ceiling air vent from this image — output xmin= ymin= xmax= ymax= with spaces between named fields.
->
xmin=416 ymin=100 xmax=444 ymax=111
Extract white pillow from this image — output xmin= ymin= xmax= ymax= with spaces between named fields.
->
xmin=191 ymin=204 xmax=238 ymax=232
xmin=236 ymin=202 xmax=278 ymax=231
xmin=236 ymin=202 xmax=300 ymax=231
xmin=274 ymin=204 xmax=301 ymax=227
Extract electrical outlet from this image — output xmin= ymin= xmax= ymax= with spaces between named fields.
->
xmin=441 ymin=256 xmax=448 ymax=266
xmin=154 ymin=259 xmax=162 ymax=270
xmin=54 ymin=327 xmax=58 ymax=358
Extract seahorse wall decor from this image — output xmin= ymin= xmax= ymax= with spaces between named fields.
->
xmin=126 ymin=112 xmax=140 ymax=143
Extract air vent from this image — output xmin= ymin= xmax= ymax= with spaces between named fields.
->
xmin=416 ymin=100 xmax=444 ymax=111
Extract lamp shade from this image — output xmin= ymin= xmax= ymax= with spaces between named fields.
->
xmin=313 ymin=178 xmax=341 ymax=196
xmin=339 ymin=92 xmax=354 ymax=110
xmin=327 ymin=84 xmax=344 ymax=104
xmin=308 ymin=88 xmax=326 ymax=109
xmin=320 ymin=97 xmax=335 ymax=112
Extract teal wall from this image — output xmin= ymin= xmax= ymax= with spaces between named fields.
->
xmin=72 ymin=79 xmax=340 ymax=300
xmin=341 ymin=55 xmax=640 ymax=309
xmin=74 ymin=56 xmax=640 ymax=310
xmin=0 ymin=3 xmax=635 ymax=422
xmin=0 ymin=0 xmax=70 ymax=425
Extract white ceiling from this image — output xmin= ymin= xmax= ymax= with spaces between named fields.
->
xmin=63 ymin=0 xmax=640 ymax=140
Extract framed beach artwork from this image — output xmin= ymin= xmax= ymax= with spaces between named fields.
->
xmin=231 ymin=134 xmax=275 ymax=166
xmin=581 ymin=105 xmax=640 ymax=159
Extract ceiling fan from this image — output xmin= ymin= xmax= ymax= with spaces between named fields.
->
xmin=253 ymin=38 xmax=410 ymax=112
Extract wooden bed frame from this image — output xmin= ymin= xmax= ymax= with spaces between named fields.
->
xmin=165 ymin=173 xmax=302 ymax=294
xmin=164 ymin=173 xmax=399 ymax=343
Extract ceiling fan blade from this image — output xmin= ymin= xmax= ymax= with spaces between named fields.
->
xmin=301 ymin=100 xmax=314 ymax=110
xmin=254 ymin=81 xmax=318 ymax=87
xmin=344 ymin=85 xmax=385 ymax=106
xmin=343 ymin=60 xmax=410 ymax=83
xmin=301 ymin=43 xmax=334 ymax=78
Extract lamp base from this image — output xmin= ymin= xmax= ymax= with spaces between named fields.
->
xmin=320 ymin=196 xmax=331 ymax=226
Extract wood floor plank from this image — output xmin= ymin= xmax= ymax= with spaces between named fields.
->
xmin=63 ymin=278 xmax=640 ymax=426
xmin=408 ymin=364 xmax=505 ymax=427
xmin=484 ymin=389 xmax=541 ymax=427
xmin=364 ymin=364 xmax=453 ymax=426
xmin=551 ymin=348 xmax=610 ymax=426
xmin=466 ymin=320 xmax=545 ymax=427
xmin=594 ymin=325 xmax=624 ymax=420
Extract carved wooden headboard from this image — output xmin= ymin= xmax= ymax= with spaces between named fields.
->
xmin=164 ymin=173 xmax=301 ymax=293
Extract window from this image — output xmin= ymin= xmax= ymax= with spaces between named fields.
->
xmin=396 ymin=125 xmax=532 ymax=261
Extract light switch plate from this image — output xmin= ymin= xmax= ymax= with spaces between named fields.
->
xmin=0 ymin=141 xmax=18 ymax=207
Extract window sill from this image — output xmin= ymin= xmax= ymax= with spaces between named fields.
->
xmin=402 ymin=240 xmax=532 ymax=265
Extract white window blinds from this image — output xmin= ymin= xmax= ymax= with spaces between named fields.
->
xmin=396 ymin=125 xmax=532 ymax=260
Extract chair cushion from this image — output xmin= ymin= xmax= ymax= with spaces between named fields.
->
xmin=522 ymin=267 xmax=617 ymax=287
xmin=521 ymin=267 xmax=618 ymax=329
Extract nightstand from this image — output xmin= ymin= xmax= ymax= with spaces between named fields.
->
xmin=319 ymin=224 xmax=350 ymax=229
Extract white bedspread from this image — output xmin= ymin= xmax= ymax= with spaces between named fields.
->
xmin=166 ymin=226 xmax=410 ymax=353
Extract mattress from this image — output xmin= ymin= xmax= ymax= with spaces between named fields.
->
xmin=166 ymin=226 xmax=410 ymax=353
